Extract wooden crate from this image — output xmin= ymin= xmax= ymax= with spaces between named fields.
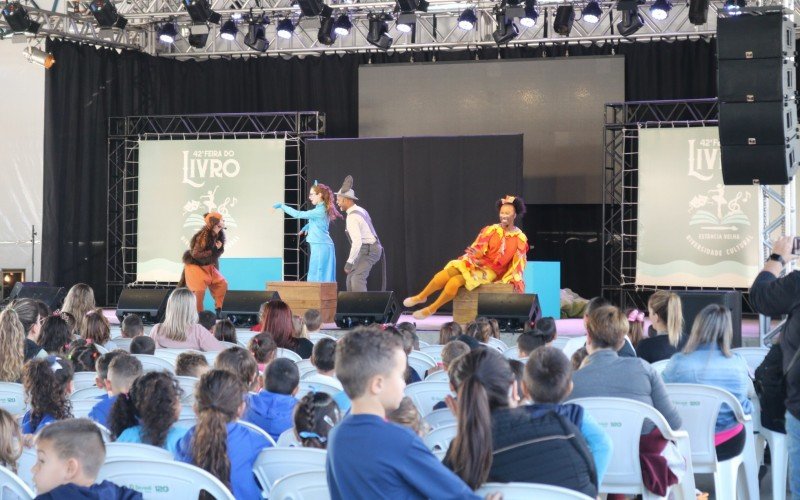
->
xmin=266 ymin=281 xmax=338 ymax=323
xmin=453 ymin=283 xmax=514 ymax=325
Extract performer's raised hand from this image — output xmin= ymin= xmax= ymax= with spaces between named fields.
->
xmin=215 ymin=240 xmax=223 ymax=249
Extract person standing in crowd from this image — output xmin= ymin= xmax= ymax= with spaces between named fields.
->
xmin=335 ymin=176 xmax=383 ymax=292
xmin=180 ymin=211 xmax=228 ymax=315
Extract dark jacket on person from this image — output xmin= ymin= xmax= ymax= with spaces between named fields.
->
xmin=636 ymin=335 xmax=678 ymax=364
xmin=182 ymin=228 xmax=225 ymax=267
xmin=35 ymin=481 xmax=142 ymax=500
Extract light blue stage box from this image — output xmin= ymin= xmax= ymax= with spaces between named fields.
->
xmin=202 ymin=258 xmax=283 ymax=310
xmin=524 ymin=261 xmax=560 ymax=319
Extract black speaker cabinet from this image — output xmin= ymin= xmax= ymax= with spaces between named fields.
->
xmin=720 ymin=139 xmax=798 ymax=185
xmin=719 ymin=101 xmax=797 ymax=146
xmin=718 ymin=58 xmax=795 ymax=103
xmin=115 ymin=288 xmax=173 ymax=324
xmin=4 ymin=283 xmax=66 ymax=310
xmin=220 ymin=291 xmax=280 ymax=327
xmin=675 ymin=290 xmax=743 ymax=348
xmin=717 ymin=9 xmax=795 ymax=60
xmin=477 ymin=293 xmax=542 ymax=332
xmin=334 ymin=291 xmax=401 ymax=329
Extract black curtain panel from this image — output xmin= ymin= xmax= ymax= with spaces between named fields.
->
xmin=42 ymin=38 xmax=717 ymax=304
xmin=307 ymin=135 xmax=523 ymax=301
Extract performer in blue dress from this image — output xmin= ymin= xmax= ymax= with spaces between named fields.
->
xmin=273 ymin=182 xmax=342 ymax=282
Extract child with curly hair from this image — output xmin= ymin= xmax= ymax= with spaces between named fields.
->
xmin=37 ymin=315 xmax=73 ymax=356
xmin=22 ymin=356 xmax=73 ymax=434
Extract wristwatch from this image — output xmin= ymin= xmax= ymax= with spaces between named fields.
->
xmin=768 ymin=253 xmax=786 ymax=265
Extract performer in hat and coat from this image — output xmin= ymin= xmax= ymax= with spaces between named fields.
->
xmin=273 ymin=182 xmax=341 ymax=282
xmin=335 ymin=176 xmax=384 ymax=292
xmin=181 ymin=211 xmax=228 ymax=314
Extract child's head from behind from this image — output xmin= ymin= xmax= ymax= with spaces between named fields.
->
xmin=396 ymin=322 xmax=418 ymax=350
xmin=23 ymin=356 xmax=73 ymax=420
xmin=0 ymin=408 xmax=21 ymax=472
xmin=175 ymin=351 xmax=209 ymax=378
xmin=197 ymin=310 xmax=217 ymax=331
xmin=571 ymin=346 xmax=589 ymax=371
xmin=67 ymin=339 xmax=100 ymax=372
xmin=387 ymin=396 xmax=427 ymax=437
xmin=441 ymin=340 xmax=470 ymax=369
xmin=38 ymin=316 xmax=72 ymax=356
xmin=303 ymin=309 xmax=322 ymax=333
xmin=107 ymin=354 xmax=143 ymax=394
xmin=109 ymin=371 xmax=182 ymax=448
xmin=466 ymin=318 xmax=493 ymax=343
xmin=516 ymin=333 xmax=544 ymax=358
xmin=130 ymin=336 xmax=156 ymax=355
xmin=311 ymin=338 xmax=336 ymax=374
xmin=215 ymin=347 xmax=259 ymax=391
xmin=336 ymin=326 xmax=406 ymax=412
xmin=248 ymin=333 xmax=277 ymax=365
xmin=95 ymin=351 xmax=123 ymax=389
xmin=83 ymin=309 xmax=111 ymax=346
xmin=293 ymin=391 xmax=340 ymax=449
xmin=212 ymin=319 xmax=237 ymax=343
xmin=264 ymin=358 xmax=300 ymax=396
xmin=120 ymin=314 xmax=144 ymax=338
xmin=438 ymin=321 xmax=462 ymax=345
xmin=524 ymin=346 xmax=573 ymax=404
xmin=34 ymin=418 xmax=105 ymax=494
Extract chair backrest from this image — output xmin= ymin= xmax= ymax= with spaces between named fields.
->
xmin=486 ymin=337 xmax=508 ymax=351
xmin=95 ymin=422 xmax=113 ymax=443
xmin=276 ymin=428 xmax=300 ymax=447
xmin=133 ymin=354 xmax=176 ymax=373
xmin=104 ymin=442 xmax=174 ymax=462
xmin=476 ymin=482 xmax=593 ymax=500
xmin=0 ymin=383 xmax=26 ymax=416
xmin=404 ymin=381 xmax=453 ymax=417
xmin=269 ymin=470 xmax=329 ymax=500
xmin=419 ymin=345 xmax=444 ymax=362
xmin=175 ymin=376 xmax=199 ymax=403
xmin=236 ymin=330 xmax=258 ymax=347
xmin=111 ymin=337 xmax=134 ymax=352
xmin=407 ymin=351 xmax=437 ymax=379
xmin=218 ymin=341 xmax=239 ymax=350
xmin=650 ymin=359 xmax=669 ymax=376
xmin=732 ymin=347 xmax=769 ymax=376
xmin=70 ymin=386 xmax=107 ymax=401
xmin=422 ymin=423 xmax=457 ymax=451
xmin=72 ymin=371 xmax=100 ymax=391
xmin=417 ymin=340 xmax=430 ymax=348
xmin=295 ymin=359 xmax=317 ymax=379
xmin=152 ymin=348 xmax=187 ymax=365
xmin=562 ymin=336 xmax=588 ymax=359
xmin=297 ymin=380 xmax=341 ymax=398
xmin=502 ymin=346 xmax=520 ymax=360
xmin=277 ymin=348 xmax=302 ymax=362
xmin=252 ymin=447 xmax=327 ymax=493
xmin=423 ymin=408 xmax=456 ymax=429
xmin=71 ymin=398 xmax=100 ymax=418
xmin=551 ymin=337 xmax=570 ymax=351
xmin=308 ymin=332 xmax=336 ymax=344
xmin=665 ymin=383 xmax=748 ymax=470
xmin=202 ymin=351 xmax=219 ymax=365
xmin=95 ymin=343 xmax=109 ymax=355
xmin=16 ymin=448 xmax=35 ymax=490
xmin=0 ymin=465 xmax=34 ymax=500
xmin=238 ymin=420 xmax=277 ymax=446
xmin=98 ymin=459 xmax=235 ymax=499
xmin=424 ymin=369 xmax=449 ymax=382
xmin=175 ymin=405 xmax=197 ymax=429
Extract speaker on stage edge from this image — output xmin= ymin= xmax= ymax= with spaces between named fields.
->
xmin=0 ymin=282 xmax=67 ymax=311
xmin=477 ymin=293 xmax=542 ymax=333
xmin=220 ymin=291 xmax=281 ymax=327
xmin=115 ymin=288 xmax=174 ymax=325
xmin=335 ymin=291 xmax=401 ymax=329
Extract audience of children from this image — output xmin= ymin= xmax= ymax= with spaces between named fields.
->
xmin=120 ymin=314 xmax=144 ymax=338
xmin=129 ymin=336 xmax=156 ymax=355
xmin=293 ymin=391 xmax=341 ymax=448
xmin=244 ymin=357 xmax=299 ymax=441
xmin=305 ymin=338 xmax=343 ymax=390
xmin=90 ymin=354 xmax=143 ymax=428
xmin=22 ymin=356 xmax=74 ymax=434
xmin=83 ymin=309 xmax=118 ymax=350
xmin=212 ymin=319 xmax=237 ymax=344
xmin=214 ymin=346 xmax=260 ymax=392
xmin=303 ymin=308 xmax=323 ymax=336
xmin=37 ymin=315 xmax=73 ymax=357
xmin=175 ymin=351 xmax=210 ymax=378
xmin=248 ymin=332 xmax=277 ymax=373
xmin=148 ymin=288 xmax=223 ymax=351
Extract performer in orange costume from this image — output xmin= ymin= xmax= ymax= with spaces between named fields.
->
xmin=403 ymin=196 xmax=528 ymax=320
xmin=181 ymin=211 xmax=228 ymax=314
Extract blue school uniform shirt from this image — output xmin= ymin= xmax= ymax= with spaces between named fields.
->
xmin=35 ymin=480 xmax=142 ymax=499
xmin=243 ymin=390 xmax=297 ymax=441
xmin=88 ymin=394 xmax=117 ymax=428
xmin=175 ymin=421 xmax=271 ymax=500
xmin=327 ymin=413 xmax=480 ymax=500
xmin=116 ymin=425 xmax=189 ymax=456
xmin=21 ymin=412 xmax=55 ymax=434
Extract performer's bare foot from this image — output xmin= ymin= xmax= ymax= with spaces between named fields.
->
xmin=403 ymin=296 xmax=426 ymax=308
xmin=412 ymin=307 xmax=432 ymax=320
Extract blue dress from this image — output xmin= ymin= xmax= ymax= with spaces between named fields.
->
xmin=277 ymin=203 xmax=337 ymax=282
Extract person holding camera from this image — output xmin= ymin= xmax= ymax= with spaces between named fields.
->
xmin=748 ymin=235 xmax=800 ymax=499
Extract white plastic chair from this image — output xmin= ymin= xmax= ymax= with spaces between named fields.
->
xmin=432 ymin=449 xmax=447 ymax=461
xmin=502 ymin=346 xmax=520 ymax=360
xmin=70 ymin=386 xmax=107 ymax=400
xmin=95 ymin=343 xmax=109 ymax=355
xmin=238 ymin=420 xmax=277 ymax=446
xmin=297 ymin=380 xmax=342 ymax=398
xmin=571 ymin=396 xmax=695 ymax=500
xmin=424 ymin=369 xmax=449 ymax=382
xmin=277 ymin=348 xmax=302 ymax=362
xmin=296 ymin=359 xmax=317 ymax=379
xmin=477 ymin=482 xmax=593 ymax=500
xmin=0 ymin=464 xmax=34 ymax=500
xmin=16 ymin=448 xmax=35 ymax=490
xmin=202 ymin=351 xmax=219 ymax=365
xmin=71 ymin=398 xmax=100 ymax=418
xmin=759 ymin=425 xmax=788 ymax=500
xmin=562 ymin=336 xmax=587 ymax=359
xmin=732 ymin=347 xmax=769 ymax=376
xmin=309 ymin=332 xmax=336 ymax=344
xmin=237 ymin=330 xmax=258 ymax=347
xmin=269 ymin=470 xmax=329 ymax=500
xmin=111 ymin=337 xmax=134 ymax=352
xmin=650 ymin=359 xmax=669 ymax=376
xmin=422 ymin=423 xmax=457 ymax=451
xmin=252 ymin=447 xmax=327 ymax=494
xmin=276 ymin=428 xmax=300 ymax=447
xmin=404 ymin=381 xmax=453 ymax=417
xmin=104 ymin=443 xmax=173 ymax=462
xmin=152 ymin=348 xmax=187 ymax=366
xmin=218 ymin=341 xmax=239 ymax=350
xmin=175 ymin=405 xmax=197 ymax=429
xmin=665 ymin=383 xmax=758 ymax=500
xmin=0 ymin=383 xmax=27 ymax=416
xmin=98 ymin=459 xmax=235 ymax=499
xmin=72 ymin=371 xmax=100 ymax=391
xmin=95 ymin=422 xmax=113 ymax=443
xmin=134 ymin=354 xmax=176 ymax=373
xmin=175 ymin=376 xmax=199 ymax=403
xmin=486 ymin=337 xmax=508 ymax=351
xmin=417 ymin=340 xmax=430 ymax=348
xmin=407 ymin=351 xmax=437 ymax=379
xmin=551 ymin=336 xmax=570 ymax=351
xmin=419 ymin=344 xmax=444 ymax=362
xmin=423 ymin=408 xmax=456 ymax=429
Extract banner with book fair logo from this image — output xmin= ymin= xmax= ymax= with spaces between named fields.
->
xmin=636 ymin=127 xmax=762 ymax=288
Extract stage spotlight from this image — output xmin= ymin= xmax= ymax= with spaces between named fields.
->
xmin=244 ymin=15 xmax=269 ymax=51
xmin=649 ymin=0 xmax=671 ymax=19
xmin=366 ymin=12 xmax=393 ymax=50
xmin=318 ymin=13 xmax=337 ymax=44
xmin=396 ymin=12 xmax=415 ymax=33
xmin=276 ymin=18 xmax=294 ymax=38
xmin=724 ymin=0 xmax=746 ymax=11
xmin=617 ymin=9 xmax=643 ymax=35
xmin=220 ymin=18 xmax=237 ymax=40
xmin=157 ymin=21 xmax=178 ymax=43
xmin=519 ymin=0 xmax=538 ymax=27
xmin=298 ymin=0 xmax=329 ymax=17
xmin=183 ymin=0 xmax=221 ymax=24
xmin=89 ymin=0 xmax=127 ymax=28
xmin=581 ymin=0 xmax=602 ymax=23
xmin=492 ymin=8 xmax=518 ymax=44
xmin=396 ymin=0 xmax=428 ymax=13
xmin=553 ymin=5 xmax=574 ymax=35
xmin=688 ymin=0 xmax=710 ymax=24
xmin=334 ymin=13 xmax=352 ymax=35
xmin=457 ymin=8 xmax=477 ymax=30
xmin=188 ymin=23 xmax=210 ymax=47
xmin=2 ymin=2 xmax=40 ymax=34
xmin=23 ymin=46 xmax=54 ymax=68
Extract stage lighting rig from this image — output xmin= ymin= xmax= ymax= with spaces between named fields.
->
xmin=492 ymin=6 xmax=518 ymax=44
xmin=244 ymin=14 xmax=269 ymax=51
xmin=616 ymin=0 xmax=643 ymax=36
xmin=188 ymin=24 xmax=210 ymax=47
xmin=220 ymin=18 xmax=238 ymax=40
xmin=396 ymin=12 xmax=415 ymax=33
xmin=318 ymin=12 xmax=337 ymax=44
xmin=457 ymin=8 xmax=477 ymax=30
xmin=334 ymin=13 xmax=352 ymax=36
xmin=519 ymin=0 xmax=538 ymax=27
xmin=183 ymin=0 xmax=221 ymax=25
xmin=157 ymin=21 xmax=178 ymax=43
xmin=2 ymin=2 xmax=40 ymax=34
xmin=89 ymin=0 xmax=127 ymax=29
xmin=277 ymin=18 xmax=295 ymax=39
xmin=649 ymin=0 xmax=672 ymax=20
xmin=367 ymin=12 xmax=393 ymax=50
xmin=688 ymin=0 xmax=710 ymax=24
xmin=553 ymin=5 xmax=574 ymax=35
xmin=581 ymin=0 xmax=602 ymax=23
xmin=23 ymin=46 xmax=54 ymax=68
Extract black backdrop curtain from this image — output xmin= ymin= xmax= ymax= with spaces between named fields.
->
xmin=43 ymin=37 xmax=717 ymax=304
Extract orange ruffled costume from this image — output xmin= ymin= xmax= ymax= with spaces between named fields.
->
xmin=408 ymin=224 xmax=528 ymax=319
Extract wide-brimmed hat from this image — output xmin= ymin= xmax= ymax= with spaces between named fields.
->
xmin=335 ymin=175 xmax=359 ymax=201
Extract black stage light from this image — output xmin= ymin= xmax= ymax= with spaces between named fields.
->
xmin=188 ymin=24 xmax=210 ymax=47
xmin=617 ymin=9 xmax=643 ymax=35
xmin=220 ymin=18 xmax=237 ymax=40
xmin=582 ymin=0 xmax=602 ymax=23
xmin=298 ymin=0 xmax=329 ymax=17
xmin=276 ymin=18 xmax=294 ymax=38
xmin=318 ymin=13 xmax=337 ymax=45
xmin=244 ymin=15 xmax=269 ymax=51
xmin=2 ymin=2 xmax=40 ymax=34
xmin=492 ymin=8 xmax=518 ymax=44
xmin=688 ymin=0 xmax=710 ymax=24
xmin=158 ymin=21 xmax=178 ymax=43
xmin=397 ymin=0 xmax=428 ymax=13
xmin=649 ymin=0 xmax=671 ymax=20
xmin=723 ymin=0 xmax=746 ymax=11
xmin=333 ymin=13 xmax=352 ymax=35
xmin=553 ymin=5 xmax=574 ymax=35
xmin=396 ymin=12 xmax=415 ymax=33
xmin=519 ymin=0 xmax=538 ymax=27
xmin=89 ymin=0 xmax=127 ymax=28
xmin=457 ymin=8 xmax=477 ymax=30
xmin=183 ymin=0 xmax=221 ymax=24
xmin=367 ymin=12 xmax=393 ymax=50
